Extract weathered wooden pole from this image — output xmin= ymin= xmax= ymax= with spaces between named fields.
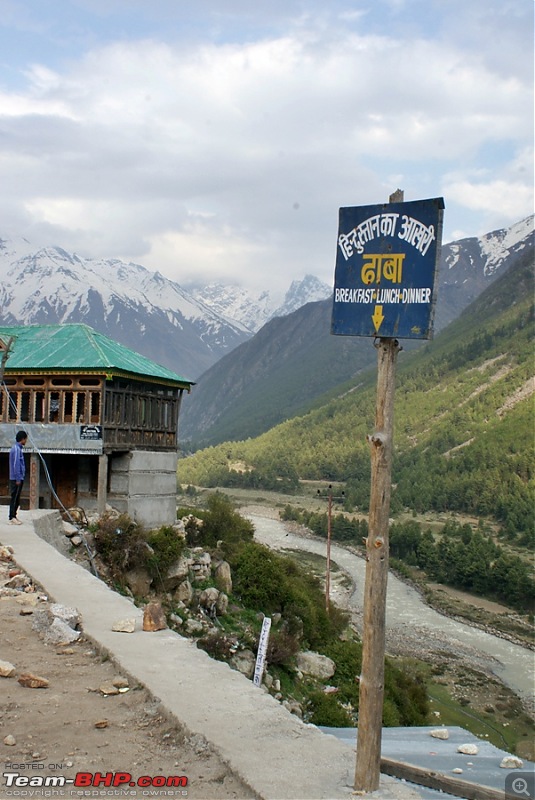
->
xmin=354 ymin=188 xmax=404 ymax=792
xmin=354 ymin=335 xmax=400 ymax=791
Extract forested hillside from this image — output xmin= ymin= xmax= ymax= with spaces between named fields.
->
xmin=180 ymin=218 xmax=534 ymax=446
xmin=179 ymin=246 xmax=534 ymax=541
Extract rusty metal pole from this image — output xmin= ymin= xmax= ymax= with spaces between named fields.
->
xmin=354 ymin=336 xmax=400 ymax=791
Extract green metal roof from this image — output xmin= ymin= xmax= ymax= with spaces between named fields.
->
xmin=0 ymin=324 xmax=194 ymax=388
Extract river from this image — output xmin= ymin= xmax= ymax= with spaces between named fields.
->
xmin=247 ymin=512 xmax=535 ymax=706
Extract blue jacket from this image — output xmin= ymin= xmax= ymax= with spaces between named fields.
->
xmin=9 ymin=442 xmax=26 ymax=482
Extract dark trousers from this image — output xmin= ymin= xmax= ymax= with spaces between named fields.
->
xmin=9 ymin=480 xmax=24 ymax=520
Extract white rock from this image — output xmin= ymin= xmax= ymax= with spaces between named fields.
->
xmin=50 ymin=604 xmax=81 ymax=629
xmin=452 ymin=768 xmax=463 ymax=774
xmin=3 ymin=735 xmax=16 ymax=746
xmin=44 ymin=617 xmax=81 ymax=645
xmin=62 ymin=522 xmax=79 ymax=537
xmin=430 ymin=728 xmax=449 ymax=740
xmin=0 ymin=660 xmax=16 ymax=678
xmin=296 ymin=651 xmax=336 ymax=680
xmin=500 ymin=756 xmax=524 ymax=769
xmin=112 ymin=618 xmax=136 ymax=633
xmin=458 ymin=743 xmax=479 ymax=755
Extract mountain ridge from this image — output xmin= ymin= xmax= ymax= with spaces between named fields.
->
xmin=180 ymin=215 xmax=534 ymax=445
xmin=0 ymin=240 xmax=328 ymax=379
xmin=179 ymin=245 xmax=535 ymax=541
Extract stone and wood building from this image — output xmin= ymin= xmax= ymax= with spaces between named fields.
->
xmin=0 ymin=324 xmax=194 ymax=526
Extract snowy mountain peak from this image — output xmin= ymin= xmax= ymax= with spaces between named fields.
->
xmin=273 ymin=274 xmax=332 ymax=318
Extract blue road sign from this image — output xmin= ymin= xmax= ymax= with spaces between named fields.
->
xmin=331 ymin=197 xmax=444 ymax=339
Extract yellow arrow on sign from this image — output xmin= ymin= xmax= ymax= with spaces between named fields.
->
xmin=372 ymin=304 xmax=384 ymax=332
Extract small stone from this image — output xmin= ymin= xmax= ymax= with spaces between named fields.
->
xmin=0 ymin=659 xmax=16 ymax=678
xmin=8 ymin=568 xmax=22 ymax=578
xmin=0 ymin=545 xmax=14 ymax=561
xmin=452 ymin=768 xmax=463 ymax=774
xmin=19 ymin=607 xmax=34 ymax=616
xmin=112 ymin=676 xmax=129 ymax=689
xmin=112 ymin=618 xmax=136 ymax=633
xmin=70 ymin=535 xmax=83 ymax=547
xmin=99 ymin=682 xmax=119 ymax=696
xmin=500 ymin=755 xmax=524 ymax=769
xmin=94 ymin=720 xmax=109 ymax=729
xmin=142 ymin=601 xmax=167 ymax=632
xmin=3 ymin=735 xmax=16 ymax=746
xmin=185 ymin=618 xmax=204 ymax=635
xmin=458 ymin=743 xmax=479 ymax=755
xmin=18 ymin=672 xmax=49 ymax=689
xmin=429 ymin=728 xmax=449 ymax=740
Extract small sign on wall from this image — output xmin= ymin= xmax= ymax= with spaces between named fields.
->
xmin=80 ymin=425 xmax=103 ymax=440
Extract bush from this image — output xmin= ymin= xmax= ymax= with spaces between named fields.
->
xmin=187 ymin=492 xmax=254 ymax=557
xmin=94 ymin=514 xmax=184 ymax=587
xmin=232 ymin=542 xmax=347 ymax=649
xmin=306 ymin=690 xmax=354 ymax=727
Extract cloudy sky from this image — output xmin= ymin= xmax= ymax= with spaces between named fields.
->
xmin=0 ymin=0 xmax=533 ymax=295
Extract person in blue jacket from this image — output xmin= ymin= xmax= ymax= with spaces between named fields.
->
xmin=9 ymin=430 xmax=28 ymax=524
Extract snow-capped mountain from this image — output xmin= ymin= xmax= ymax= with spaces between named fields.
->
xmin=0 ymin=215 xmax=532 ymax=384
xmin=188 ymin=274 xmax=331 ymax=333
xmin=0 ymin=243 xmax=251 ymax=379
xmin=272 ymin=274 xmax=332 ymax=320
xmin=434 ymin=214 xmax=534 ymax=330
xmin=180 ymin=215 xmax=534 ymax=444
xmin=187 ymin=283 xmax=275 ymax=333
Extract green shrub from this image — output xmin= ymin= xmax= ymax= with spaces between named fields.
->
xmin=306 ymin=690 xmax=354 ymax=727
xmin=185 ymin=492 xmax=254 ymax=557
xmin=145 ymin=526 xmax=185 ymax=580
xmin=94 ymin=514 xmax=184 ymax=587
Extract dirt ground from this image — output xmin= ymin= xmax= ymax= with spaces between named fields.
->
xmin=0 ymin=564 xmax=255 ymax=800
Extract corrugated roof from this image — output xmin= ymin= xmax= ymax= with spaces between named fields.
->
xmin=0 ymin=324 xmax=194 ymax=387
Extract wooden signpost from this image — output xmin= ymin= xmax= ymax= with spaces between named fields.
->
xmin=331 ymin=191 xmax=444 ymax=791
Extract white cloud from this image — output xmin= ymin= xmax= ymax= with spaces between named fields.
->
xmin=0 ymin=1 xmax=532 ymax=291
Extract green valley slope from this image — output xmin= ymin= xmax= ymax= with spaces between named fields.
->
xmin=179 ymin=246 xmax=534 ymax=536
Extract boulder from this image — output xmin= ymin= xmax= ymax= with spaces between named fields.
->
xmin=50 ymin=604 xmax=81 ymax=629
xmin=124 ymin=567 xmax=152 ymax=597
xmin=199 ymin=587 xmax=220 ymax=613
xmin=230 ymin=650 xmax=256 ymax=679
xmin=163 ymin=556 xmax=191 ymax=591
xmin=174 ymin=579 xmax=193 ymax=605
xmin=44 ymin=618 xmax=81 ymax=645
xmin=214 ymin=560 xmax=233 ymax=594
xmin=296 ymin=651 xmax=336 ymax=680
xmin=216 ymin=592 xmax=229 ymax=616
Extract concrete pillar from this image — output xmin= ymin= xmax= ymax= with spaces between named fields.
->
xmin=29 ymin=453 xmax=40 ymax=510
xmin=97 ymin=453 xmax=108 ymax=516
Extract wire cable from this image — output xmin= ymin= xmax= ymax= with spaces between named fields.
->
xmin=1 ymin=379 xmax=100 ymax=576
